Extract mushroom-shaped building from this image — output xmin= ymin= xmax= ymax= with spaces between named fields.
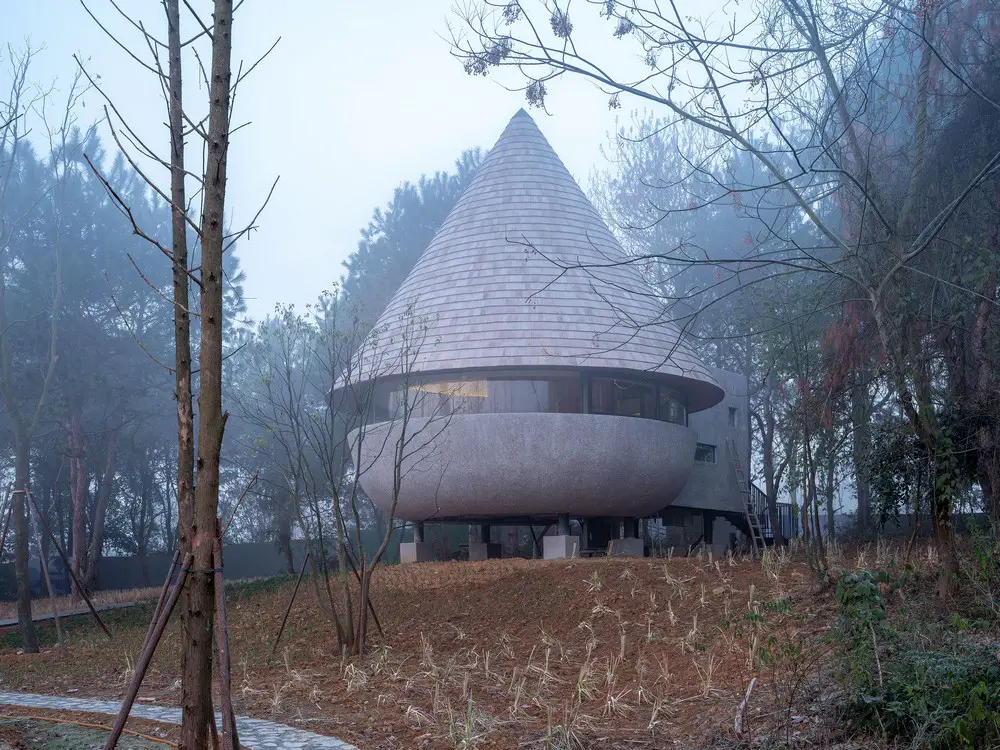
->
xmin=346 ymin=109 xmax=725 ymax=532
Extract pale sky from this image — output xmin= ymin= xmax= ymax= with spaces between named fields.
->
xmin=6 ymin=0 xmax=665 ymax=323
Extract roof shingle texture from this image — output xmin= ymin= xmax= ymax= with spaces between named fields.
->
xmin=356 ymin=109 xmax=723 ymax=410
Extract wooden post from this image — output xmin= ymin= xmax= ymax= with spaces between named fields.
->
xmin=103 ymin=553 xmax=192 ymax=750
xmin=25 ymin=488 xmax=111 ymax=639
xmin=271 ymin=551 xmax=310 ymax=656
xmin=213 ymin=530 xmax=239 ymax=750
xmin=28 ymin=506 xmax=64 ymax=649
xmin=0 ymin=486 xmax=13 ymax=557
xmin=143 ymin=550 xmax=180 ymax=650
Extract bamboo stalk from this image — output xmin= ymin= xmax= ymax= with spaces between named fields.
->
xmin=103 ymin=553 xmax=192 ymax=750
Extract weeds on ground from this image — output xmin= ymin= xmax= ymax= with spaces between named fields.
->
xmin=836 ymin=568 xmax=1000 ymax=749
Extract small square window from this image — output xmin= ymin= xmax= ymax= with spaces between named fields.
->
xmin=695 ymin=443 xmax=716 ymax=464
xmin=728 ymin=407 xmax=738 ymax=428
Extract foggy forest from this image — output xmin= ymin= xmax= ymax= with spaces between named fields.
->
xmin=0 ymin=1 xmax=997 ymax=749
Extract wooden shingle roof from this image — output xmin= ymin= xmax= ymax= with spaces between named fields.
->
xmin=354 ymin=109 xmax=724 ymax=411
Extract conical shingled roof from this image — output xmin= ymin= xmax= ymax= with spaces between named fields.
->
xmin=355 ymin=109 xmax=723 ymax=411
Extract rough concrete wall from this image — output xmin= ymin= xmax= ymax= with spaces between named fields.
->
xmin=672 ymin=367 xmax=750 ymax=516
xmin=353 ymin=412 xmax=697 ymax=520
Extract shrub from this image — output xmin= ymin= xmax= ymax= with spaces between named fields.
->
xmin=836 ymin=569 xmax=1000 ymax=748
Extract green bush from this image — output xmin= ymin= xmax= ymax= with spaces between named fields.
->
xmin=836 ymin=569 xmax=1000 ymax=749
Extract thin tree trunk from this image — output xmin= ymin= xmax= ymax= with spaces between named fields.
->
xmin=851 ymin=369 xmax=872 ymax=536
xmin=165 ymin=1 xmax=198 ymax=744
xmin=13 ymin=442 xmax=38 ymax=652
xmin=181 ymin=2 xmax=233 ymax=745
xmin=825 ymin=452 xmax=836 ymax=542
xmin=84 ymin=419 xmax=119 ymax=592
xmin=67 ymin=407 xmax=88 ymax=601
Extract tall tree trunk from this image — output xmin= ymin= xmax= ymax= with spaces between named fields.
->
xmin=12 ymin=437 xmax=38 ymax=652
xmin=67 ymin=407 xmax=88 ymax=600
xmin=181 ymin=2 xmax=232 ymax=746
xmin=165 ymin=2 xmax=198 ymax=745
xmin=825 ymin=451 xmax=836 ymax=541
xmin=760 ymin=374 xmax=785 ymax=546
xmin=84 ymin=421 xmax=120 ymax=592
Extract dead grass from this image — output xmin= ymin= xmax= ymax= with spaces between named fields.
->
xmin=0 ymin=551 xmax=870 ymax=749
xmin=0 ymin=586 xmax=161 ymax=622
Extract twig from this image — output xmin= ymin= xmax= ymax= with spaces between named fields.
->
xmin=221 ymin=469 xmax=259 ymax=537
xmin=271 ymin=552 xmax=310 ymax=656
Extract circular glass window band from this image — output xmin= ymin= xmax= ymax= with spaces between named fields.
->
xmin=373 ymin=375 xmax=687 ymax=425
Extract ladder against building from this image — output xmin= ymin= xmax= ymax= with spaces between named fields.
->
xmin=725 ymin=437 xmax=766 ymax=555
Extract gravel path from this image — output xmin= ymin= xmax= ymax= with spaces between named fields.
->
xmin=0 ymin=691 xmax=358 ymax=749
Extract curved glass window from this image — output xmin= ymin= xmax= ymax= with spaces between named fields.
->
xmin=387 ymin=376 xmax=582 ymax=419
xmin=658 ymin=388 xmax=687 ymax=425
xmin=373 ymin=373 xmax=686 ymax=424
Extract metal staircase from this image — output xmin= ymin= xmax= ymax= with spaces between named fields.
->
xmin=726 ymin=437 xmax=766 ymax=556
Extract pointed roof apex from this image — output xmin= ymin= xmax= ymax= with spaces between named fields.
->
xmin=352 ymin=112 xmax=724 ymax=411
xmin=512 ymin=107 xmax=533 ymax=119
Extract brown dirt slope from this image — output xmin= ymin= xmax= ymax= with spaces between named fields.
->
xmin=0 ymin=555 xmax=832 ymax=749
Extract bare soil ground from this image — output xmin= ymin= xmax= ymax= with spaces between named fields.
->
xmin=0 ymin=554 xmax=843 ymax=749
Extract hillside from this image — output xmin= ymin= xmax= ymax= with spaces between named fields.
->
xmin=0 ymin=554 xmax=847 ymax=749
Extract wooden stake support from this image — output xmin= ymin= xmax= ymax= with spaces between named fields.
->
xmin=214 ymin=532 xmax=239 ymax=750
xmin=28 ymin=507 xmax=64 ymax=649
xmin=104 ymin=526 xmax=241 ymax=750
xmin=271 ymin=551 xmax=310 ymax=656
xmin=24 ymin=488 xmax=111 ymax=639
xmin=103 ymin=553 xmax=192 ymax=750
xmin=144 ymin=550 xmax=180 ymax=649
xmin=0 ymin=486 xmax=13 ymax=558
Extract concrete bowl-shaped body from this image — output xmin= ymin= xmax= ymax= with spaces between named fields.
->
xmin=350 ymin=412 xmax=697 ymax=521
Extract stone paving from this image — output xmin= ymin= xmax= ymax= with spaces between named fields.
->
xmin=0 ymin=691 xmax=358 ymax=749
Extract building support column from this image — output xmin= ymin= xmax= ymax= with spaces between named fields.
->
xmin=469 ymin=523 xmax=501 ymax=561
xmin=401 ymin=521 xmax=432 ymax=563
xmin=702 ymin=512 xmax=715 ymax=546
xmin=557 ymin=514 xmax=571 ymax=536
xmin=609 ymin=517 xmax=644 ymax=557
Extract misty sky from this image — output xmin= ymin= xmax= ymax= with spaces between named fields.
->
xmin=5 ymin=0 xmax=665 ymax=323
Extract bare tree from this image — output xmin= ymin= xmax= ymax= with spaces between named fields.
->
xmin=0 ymin=46 xmax=92 ymax=650
xmin=77 ymin=0 xmax=276 ymax=741
xmin=338 ymin=303 xmax=456 ymax=654
xmin=452 ymin=0 xmax=1000 ymax=588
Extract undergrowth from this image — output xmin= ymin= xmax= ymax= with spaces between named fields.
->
xmin=836 ymin=564 xmax=1000 ymax=749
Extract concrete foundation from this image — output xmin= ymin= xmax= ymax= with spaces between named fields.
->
xmin=468 ymin=542 xmax=503 ymax=561
xmin=400 ymin=542 xmax=434 ymax=564
xmin=608 ymin=537 xmax=644 ymax=557
xmin=543 ymin=535 xmax=580 ymax=559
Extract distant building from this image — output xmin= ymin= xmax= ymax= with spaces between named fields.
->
xmin=342 ymin=110 xmax=792 ymax=560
